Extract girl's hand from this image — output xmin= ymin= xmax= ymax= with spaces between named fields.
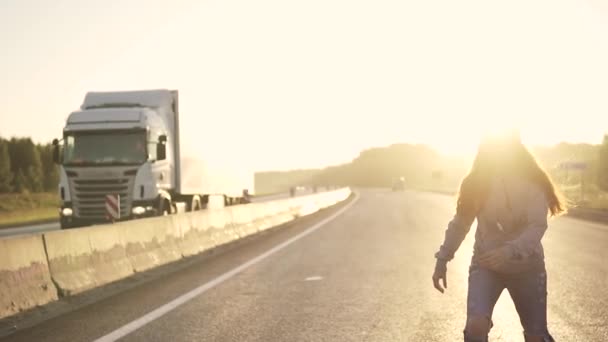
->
xmin=432 ymin=260 xmax=448 ymax=293
xmin=478 ymin=246 xmax=512 ymax=270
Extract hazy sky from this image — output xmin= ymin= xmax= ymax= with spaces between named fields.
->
xmin=1 ymin=0 xmax=607 ymax=170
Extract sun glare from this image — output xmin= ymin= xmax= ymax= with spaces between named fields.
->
xmin=429 ymin=113 xmax=534 ymax=158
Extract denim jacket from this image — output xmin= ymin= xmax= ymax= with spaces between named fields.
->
xmin=435 ymin=176 xmax=549 ymax=271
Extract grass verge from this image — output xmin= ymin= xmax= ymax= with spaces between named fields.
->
xmin=0 ymin=193 xmax=59 ymax=228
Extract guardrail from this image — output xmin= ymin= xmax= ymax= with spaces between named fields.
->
xmin=0 ymin=188 xmax=351 ymax=320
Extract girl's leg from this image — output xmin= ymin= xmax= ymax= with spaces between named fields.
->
xmin=505 ymin=269 xmax=555 ymax=342
xmin=465 ymin=265 xmax=504 ymax=342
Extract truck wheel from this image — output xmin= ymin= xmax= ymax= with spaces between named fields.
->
xmin=190 ymin=196 xmax=202 ymax=211
xmin=159 ymin=200 xmax=171 ymax=216
xmin=200 ymin=195 xmax=209 ymax=210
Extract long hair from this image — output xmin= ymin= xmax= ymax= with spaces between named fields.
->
xmin=457 ymin=135 xmax=567 ymax=219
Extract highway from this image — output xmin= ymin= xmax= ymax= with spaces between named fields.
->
xmin=0 ymin=192 xmax=308 ymax=239
xmin=1 ymin=189 xmax=607 ymax=341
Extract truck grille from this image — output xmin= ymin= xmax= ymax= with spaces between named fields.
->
xmin=70 ymin=176 xmax=135 ymax=220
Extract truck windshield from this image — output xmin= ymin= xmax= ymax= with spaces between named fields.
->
xmin=63 ymin=131 xmax=147 ymax=166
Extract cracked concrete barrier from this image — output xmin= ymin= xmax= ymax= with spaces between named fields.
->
xmin=119 ymin=216 xmax=182 ymax=273
xmin=0 ymin=234 xmax=58 ymax=319
xmin=229 ymin=204 xmax=261 ymax=238
xmin=207 ymin=207 xmax=240 ymax=247
xmin=175 ymin=211 xmax=216 ymax=258
xmin=44 ymin=224 xmax=132 ymax=296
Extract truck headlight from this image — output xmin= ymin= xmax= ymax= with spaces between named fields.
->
xmin=132 ymin=206 xmax=146 ymax=216
xmin=62 ymin=208 xmax=73 ymax=217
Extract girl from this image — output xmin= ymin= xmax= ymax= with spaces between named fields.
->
xmin=432 ymin=131 xmax=566 ymax=342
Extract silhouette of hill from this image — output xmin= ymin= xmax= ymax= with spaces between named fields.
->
xmin=255 ymin=144 xmax=469 ymax=194
xmin=255 ymin=142 xmax=605 ymax=202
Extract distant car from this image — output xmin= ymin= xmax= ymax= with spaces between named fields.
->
xmin=392 ymin=177 xmax=405 ymax=191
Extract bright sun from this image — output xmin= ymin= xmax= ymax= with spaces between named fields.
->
xmin=430 ymin=115 xmax=527 ymax=158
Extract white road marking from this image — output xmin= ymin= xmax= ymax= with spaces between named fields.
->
xmin=93 ymin=192 xmax=359 ymax=342
xmin=304 ymin=276 xmax=324 ymax=281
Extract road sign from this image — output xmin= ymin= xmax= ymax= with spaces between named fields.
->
xmin=105 ymin=194 xmax=120 ymax=221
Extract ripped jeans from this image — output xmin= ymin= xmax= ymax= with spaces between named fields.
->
xmin=465 ymin=264 xmax=555 ymax=341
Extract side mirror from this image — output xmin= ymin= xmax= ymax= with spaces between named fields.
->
xmin=157 ymin=135 xmax=167 ymax=161
xmin=52 ymin=139 xmax=60 ymax=164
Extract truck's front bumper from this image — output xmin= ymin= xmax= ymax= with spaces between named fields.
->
xmin=60 ymin=199 xmax=158 ymax=229
xmin=130 ymin=199 xmax=159 ymax=218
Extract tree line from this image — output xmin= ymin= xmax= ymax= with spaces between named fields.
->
xmin=0 ymin=136 xmax=59 ymax=194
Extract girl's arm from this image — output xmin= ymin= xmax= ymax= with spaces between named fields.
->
xmin=435 ymin=213 xmax=476 ymax=262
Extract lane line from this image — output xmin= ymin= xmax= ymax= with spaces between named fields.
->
xmin=93 ymin=192 xmax=359 ymax=342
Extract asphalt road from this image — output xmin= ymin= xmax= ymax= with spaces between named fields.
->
xmin=0 ymin=191 xmax=310 ymax=238
xmin=2 ymin=189 xmax=607 ymax=341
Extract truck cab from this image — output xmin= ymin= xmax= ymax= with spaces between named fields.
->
xmin=54 ymin=90 xmax=176 ymax=228
xmin=54 ymin=89 xmax=253 ymax=229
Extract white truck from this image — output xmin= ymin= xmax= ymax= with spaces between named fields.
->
xmin=53 ymin=89 xmax=253 ymax=228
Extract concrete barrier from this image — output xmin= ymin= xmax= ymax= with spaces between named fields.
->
xmin=229 ymin=205 xmax=258 ymax=238
xmin=177 ymin=188 xmax=350 ymax=258
xmin=260 ymin=201 xmax=296 ymax=231
xmin=0 ymin=234 xmax=57 ymax=319
xmin=208 ymin=208 xmax=239 ymax=247
xmin=258 ymin=201 xmax=297 ymax=229
xmin=120 ymin=216 xmax=182 ymax=273
xmin=175 ymin=211 xmax=213 ymax=257
xmin=44 ymin=224 xmax=132 ymax=296
xmin=0 ymin=188 xmax=351 ymax=319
